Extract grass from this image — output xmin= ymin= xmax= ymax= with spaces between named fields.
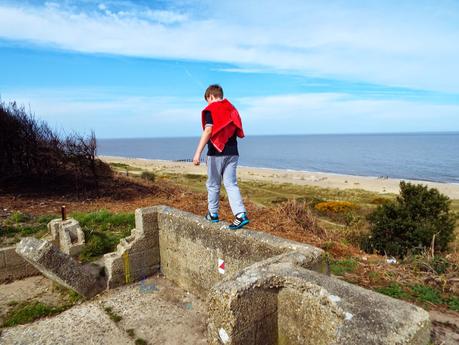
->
xmin=329 ymin=258 xmax=359 ymax=276
xmin=376 ymin=283 xmax=410 ymax=299
xmin=376 ymin=282 xmax=459 ymax=311
xmin=52 ymin=283 xmax=84 ymax=304
xmin=71 ymin=210 xmax=134 ymax=262
xmin=0 ymin=212 xmax=54 ymax=244
xmin=109 ymin=162 xmax=142 ymax=171
xmin=0 ymin=209 xmax=135 ymax=260
xmin=2 ymin=302 xmax=67 ymax=327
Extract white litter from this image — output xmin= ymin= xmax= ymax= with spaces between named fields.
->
xmin=328 ymin=295 xmax=342 ymax=303
xmin=386 ymin=257 xmax=397 ymax=264
xmin=218 ymin=328 xmax=230 ymax=343
xmin=344 ymin=312 xmax=353 ymax=321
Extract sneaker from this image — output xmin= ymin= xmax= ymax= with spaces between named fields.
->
xmin=228 ymin=212 xmax=250 ymax=230
xmin=205 ymin=212 xmax=219 ymax=223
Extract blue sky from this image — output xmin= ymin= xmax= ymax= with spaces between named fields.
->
xmin=0 ymin=0 xmax=458 ymax=138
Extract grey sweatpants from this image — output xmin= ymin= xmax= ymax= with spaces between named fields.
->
xmin=206 ymin=155 xmax=246 ymax=216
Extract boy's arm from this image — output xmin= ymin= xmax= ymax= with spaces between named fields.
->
xmin=193 ymin=126 xmax=212 ymax=165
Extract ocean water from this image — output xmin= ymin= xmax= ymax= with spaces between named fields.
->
xmin=98 ymin=133 xmax=459 ymax=183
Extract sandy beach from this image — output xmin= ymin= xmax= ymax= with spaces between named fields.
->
xmin=100 ymin=155 xmax=459 ymax=199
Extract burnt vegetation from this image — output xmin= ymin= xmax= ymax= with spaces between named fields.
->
xmin=0 ymin=101 xmax=112 ymax=197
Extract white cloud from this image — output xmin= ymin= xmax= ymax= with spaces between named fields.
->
xmin=0 ymin=88 xmax=202 ymax=138
xmin=2 ymin=89 xmax=457 ymax=138
xmin=0 ymin=1 xmax=458 ymax=92
xmin=239 ymin=93 xmax=459 ymax=134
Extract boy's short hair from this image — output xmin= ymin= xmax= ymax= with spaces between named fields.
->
xmin=204 ymin=84 xmax=224 ymax=101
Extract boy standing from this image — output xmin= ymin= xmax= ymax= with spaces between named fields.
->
xmin=193 ymin=84 xmax=249 ymax=230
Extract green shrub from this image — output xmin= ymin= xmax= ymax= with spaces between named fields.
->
xmin=140 ymin=171 xmax=156 ymax=183
xmin=365 ymin=182 xmax=456 ymax=257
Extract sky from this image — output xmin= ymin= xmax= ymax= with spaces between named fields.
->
xmin=0 ymin=0 xmax=458 ymax=138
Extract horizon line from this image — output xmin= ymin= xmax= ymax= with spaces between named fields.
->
xmin=97 ymin=130 xmax=459 ymax=140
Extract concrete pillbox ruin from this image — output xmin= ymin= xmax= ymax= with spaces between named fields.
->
xmin=48 ymin=218 xmax=85 ymax=256
xmin=16 ymin=205 xmax=431 ymax=344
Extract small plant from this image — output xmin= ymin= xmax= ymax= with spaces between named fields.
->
xmin=8 ymin=211 xmax=30 ymax=224
xmin=365 ymin=182 xmax=457 ymax=257
xmin=135 ymin=339 xmax=148 ymax=345
xmin=126 ymin=329 xmax=136 ymax=338
xmin=448 ymin=297 xmax=459 ymax=311
xmin=141 ymin=171 xmax=156 ymax=183
xmin=104 ymin=306 xmax=122 ymax=323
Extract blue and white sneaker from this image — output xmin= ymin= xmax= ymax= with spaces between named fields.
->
xmin=228 ymin=212 xmax=250 ymax=230
xmin=205 ymin=212 xmax=219 ymax=223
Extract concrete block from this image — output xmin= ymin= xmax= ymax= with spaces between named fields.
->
xmin=4 ymin=247 xmax=26 ymax=267
xmin=135 ymin=206 xmax=161 ymax=236
xmin=0 ymin=249 xmax=5 ymax=268
xmin=16 ymin=237 xmax=106 ymax=298
xmin=47 ymin=219 xmax=61 ymax=239
xmin=0 ymin=246 xmax=40 ymax=283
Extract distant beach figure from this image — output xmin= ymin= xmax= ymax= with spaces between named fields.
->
xmin=192 ymin=84 xmax=249 ymax=230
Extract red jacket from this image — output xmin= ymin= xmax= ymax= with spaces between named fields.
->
xmin=201 ymin=99 xmax=245 ymax=152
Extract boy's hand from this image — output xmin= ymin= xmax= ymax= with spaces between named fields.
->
xmin=193 ymin=153 xmax=201 ymax=165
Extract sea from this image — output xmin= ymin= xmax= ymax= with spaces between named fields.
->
xmin=98 ymin=133 xmax=459 ymax=184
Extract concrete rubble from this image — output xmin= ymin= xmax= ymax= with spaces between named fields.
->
xmin=16 ymin=237 xmax=106 ymax=298
xmin=13 ymin=205 xmax=431 ymax=344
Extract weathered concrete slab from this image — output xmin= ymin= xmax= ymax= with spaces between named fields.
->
xmin=0 ymin=303 xmax=133 ymax=345
xmin=97 ymin=275 xmax=207 ymax=345
xmin=208 ymin=252 xmax=431 ymax=345
xmin=16 ymin=237 xmax=106 ymax=298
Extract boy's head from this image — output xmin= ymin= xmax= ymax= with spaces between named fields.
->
xmin=204 ymin=84 xmax=223 ymax=104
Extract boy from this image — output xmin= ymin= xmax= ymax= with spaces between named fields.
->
xmin=192 ymin=84 xmax=249 ymax=230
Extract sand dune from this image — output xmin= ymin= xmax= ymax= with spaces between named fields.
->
xmin=99 ymin=155 xmax=459 ymax=199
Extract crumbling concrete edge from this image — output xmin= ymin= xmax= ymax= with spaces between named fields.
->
xmin=103 ymin=206 xmax=161 ymax=289
xmin=208 ymin=252 xmax=431 ymax=345
xmin=0 ymin=245 xmax=40 ymax=283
